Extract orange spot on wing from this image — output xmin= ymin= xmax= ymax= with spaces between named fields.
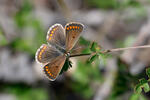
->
xmin=38 ymin=45 xmax=47 ymax=60
xmin=45 ymin=66 xmax=48 ymax=69
xmin=48 ymin=28 xmax=56 ymax=40
xmin=49 ymin=72 xmax=53 ymax=76
xmin=42 ymin=46 xmax=46 ymax=50
xmin=53 ymin=27 xmax=58 ymax=31
xmin=39 ymin=55 xmax=41 ymax=59
xmin=39 ymin=52 xmax=42 ymax=56
xmin=51 ymin=31 xmax=54 ymax=34
xmin=49 ymin=37 xmax=52 ymax=40
xmin=70 ymin=26 xmax=72 ymax=29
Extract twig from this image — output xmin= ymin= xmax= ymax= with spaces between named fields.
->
xmin=70 ymin=45 xmax=150 ymax=58
xmin=101 ymin=45 xmax=150 ymax=53
xmin=70 ymin=53 xmax=91 ymax=58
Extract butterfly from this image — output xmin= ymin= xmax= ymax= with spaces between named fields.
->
xmin=35 ymin=22 xmax=84 ymax=81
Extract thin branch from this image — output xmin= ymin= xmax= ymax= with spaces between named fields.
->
xmin=70 ymin=45 xmax=150 ymax=58
xmin=70 ymin=53 xmax=91 ymax=58
xmin=101 ymin=45 xmax=150 ymax=53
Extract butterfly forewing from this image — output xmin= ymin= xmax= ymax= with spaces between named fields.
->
xmin=47 ymin=24 xmax=66 ymax=49
xmin=35 ymin=44 xmax=61 ymax=64
xmin=43 ymin=55 xmax=66 ymax=81
xmin=65 ymin=22 xmax=84 ymax=51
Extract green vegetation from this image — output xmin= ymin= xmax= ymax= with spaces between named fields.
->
xmin=1 ymin=84 xmax=48 ymax=100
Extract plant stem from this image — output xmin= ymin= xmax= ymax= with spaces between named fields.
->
xmin=70 ymin=53 xmax=91 ymax=58
xmin=101 ymin=45 xmax=150 ymax=53
xmin=70 ymin=45 xmax=150 ymax=58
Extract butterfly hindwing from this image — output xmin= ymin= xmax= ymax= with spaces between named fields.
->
xmin=35 ymin=44 xmax=61 ymax=64
xmin=46 ymin=24 xmax=66 ymax=49
xmin=43 ymin=55 xmax=66 ymax=81
xmin=65 ymin=22 xmax=84 ymax=51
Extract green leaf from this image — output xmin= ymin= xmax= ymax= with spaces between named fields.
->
xmin=129 ymin=93 xmax=147 ymax=100
xmin=135 ymin=83 xmax=142 ymax=94
xmin=142 ymin=83 xmax=150 ymax=93
xmin=146 ymin=67 xmax=150 ymax=78
xmin=87 ymin=54 xmax=99 ymax=63
xmin=129 ymin=93 xmax=140 ymax=100
xmin=90 ymin=42 xmax=101 ymax=52
xmin=139 ymin=78 xmax=147 ymax=84
xmin=135 ymin=78 xmax=150 ymax=93
xmin=90 ymin=42 xmax=97 ymax=52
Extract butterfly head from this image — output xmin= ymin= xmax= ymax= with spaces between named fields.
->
xmin=65 ymin=52 xmax=70 ymax=58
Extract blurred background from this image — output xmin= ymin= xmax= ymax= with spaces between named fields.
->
xmin=0 ymin=0 xmax=150 ymax=100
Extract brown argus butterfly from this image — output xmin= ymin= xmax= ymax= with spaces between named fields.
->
xmin=35 ymin=22 xmax=84 ymax=81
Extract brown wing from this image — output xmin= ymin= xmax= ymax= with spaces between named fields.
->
xmin=35 ymin=44 xmax=61 ymax=65
xmin=65 ymin=22 xmax=84 ymax=51
xmin=46 ymin=24 xmax=66 ymax=49
xmin=43 ymin=55 xmax=66 ymax=81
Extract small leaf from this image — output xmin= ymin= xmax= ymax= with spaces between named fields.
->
xmin=87 ymin=54 xmax=99 ymax=63
xmin=139 ymin=78 xmax=147 ymax=84
xmin=135 ymin=78 xmax=150 ymax=93
xmin=146 ymin=67 xmax=150 ymax=78
xmin=143 ymin=82 xmax=150 ymax=92
xmin=129 ymin=93 xmax=140 ymax=100
xmin=90 ymin=42 xmax=97 ymax=52
xmin=90 ymin=42 xmax=101 ymax=52
xmin=135 ymin=83 xmax=142 ymax=94
xmin=140 ymin=78 xmax=150 ymax=93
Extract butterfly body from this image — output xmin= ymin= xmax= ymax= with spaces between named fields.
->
xmin=35 ymin=22 xmax=84 ymax=81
